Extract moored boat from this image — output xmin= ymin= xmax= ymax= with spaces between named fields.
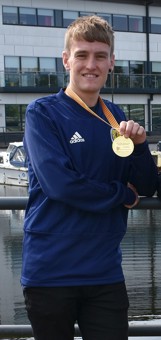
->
xmin=0 ymin=142 xmax=28 ymax=187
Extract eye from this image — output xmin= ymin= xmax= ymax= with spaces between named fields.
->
xmin=96 ymin=54 xmax=108 ymax=60
xmin=75 ymin=53 xmax=87 ymax=59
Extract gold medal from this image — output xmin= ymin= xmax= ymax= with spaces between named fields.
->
xmin=112 ymin=135 xmax=134 ymax=157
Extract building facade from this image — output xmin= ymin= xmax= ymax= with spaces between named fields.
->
xmin=0 ymin=0 xmax=161 ymax=141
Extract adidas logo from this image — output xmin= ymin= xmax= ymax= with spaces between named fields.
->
xmin=70 ymin=131 xmax=85 ymax=144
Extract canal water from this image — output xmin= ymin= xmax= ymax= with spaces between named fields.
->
xmin=0 ymin=185 xmax=161 ymax=339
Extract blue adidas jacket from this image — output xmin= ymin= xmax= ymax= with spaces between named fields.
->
xmin=21 ymin=89 xmax=158 ymax=287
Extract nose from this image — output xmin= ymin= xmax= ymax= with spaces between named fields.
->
xmin=86 ymin=55 xmax=97 ymax=69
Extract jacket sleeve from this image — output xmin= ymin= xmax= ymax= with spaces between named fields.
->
xmin=128 ymin=142 xmax=158 ymax=197
xmin=24 ymin=102 xmax=153 ymax=213
xmin=157 ymin=172 xmax=161 ymax=199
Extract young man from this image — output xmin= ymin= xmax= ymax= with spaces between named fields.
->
xmin=21 ymin=15 xmax=158 ymax=340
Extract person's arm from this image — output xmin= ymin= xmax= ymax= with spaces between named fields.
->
xmin=157 ymin=173 xmax=161 ymax=199
xmin=24 ymin=102 xmax=136 ymax=213
xmin=119 ymin=120 xmax=158 ymax=197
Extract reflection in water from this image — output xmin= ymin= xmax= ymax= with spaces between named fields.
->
xmin=122 ymin=209 xmax=161 ymax=320
xmin=0 ymin=186 xmax=161 ymax=324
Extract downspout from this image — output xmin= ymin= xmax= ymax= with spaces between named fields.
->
xmin=145 ymin=1 xmax=153 ymax=133
xmin=147 ymin=94 xmax=153 ymax=133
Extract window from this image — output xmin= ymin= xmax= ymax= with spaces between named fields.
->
xmin=38 ymin=58 xmax=56 ymax=87
xmin=151 ymin=17 xmax=161 ymax=34
xmin=152 ymin=105 xmax=161 ymax=132
xmin=152 ymin=62 xmax=161 ymax=73
xmin=39 ymin=58 xmax=56 ymax=72
xmin=130 ymin=61 xmax=144 ymax=88
xmin=115 ymin=60 xmax=129 ymax=74
xmin=5 ymin=104 xmax=26 ymax=131
xmin=119 ymin=104 xmax=145 ymax=127
xmin=80 ymin=12 xmax=95 ymax=17
xmin=114 ymin=61 xmax=129 ymax=88
xmin=56 ymin=58 xmax=65 ymax=86
xmin=21 ymin=57 xmax=38 ymax=72
xmin=63 ymin=11 xmax=78 ymax=27
xmin=129 ymin=104 xmax=144 ymax=126
xmin=4 ymin=56 xmax=61 ymax=88
xmin=2 ymin=6 xmax=18 ymax=24
xmin=5 ymin=56 xmax=20 ymax=72
xmin=55 ymin=10 xmax=62 ymax=27
xmin=97 ymin=13 xmax=112 ymax=25
xmin=21 ymin=57 xmax=38 ymax=86
xmin=113 ymin=15 xmax=128 ymax=31
xmin=5 ymin=57 xmax=20 ymax=86
xmin=37 ymin=9 xmax=54 ymax=27
xmin=129 ymin=16 xmax=143 ymax=32
xmin=19 ymin=7 xmax=37 ymax=25
xmin=151 ymin=62 xmax=161 ymax=89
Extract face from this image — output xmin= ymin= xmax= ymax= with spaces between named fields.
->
xmin=63 ymin=39 xmax=115 ymax=104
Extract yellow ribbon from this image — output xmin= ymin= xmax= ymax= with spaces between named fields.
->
xmin=65 ymin=87 xmax=120 ymax=131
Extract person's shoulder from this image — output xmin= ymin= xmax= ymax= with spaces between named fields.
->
xmin=30 ymin=94 xmax=57 ymax=107
xmin=28 ymin=89 xmax=65 ymax=109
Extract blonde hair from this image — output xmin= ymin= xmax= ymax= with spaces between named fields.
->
xmin=64 ymin=15 xmax=114 ymax=55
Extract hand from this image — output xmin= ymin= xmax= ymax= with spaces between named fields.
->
xmin=124 ymin=182 xmax=139 ymax=209
xmin=119 ymin=120 xmax=146 ymax=145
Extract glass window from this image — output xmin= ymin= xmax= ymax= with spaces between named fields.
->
xmin=151 ymin=63 xmax=161 ymax=89
xmin=113 ymin=15 xmax=128 ymax=31
xmin=152 ymin=62 xmax=161 ymax=73
xmin=55 ymin=10 xmax=62 ymax=27
xmin=130 ymin=61 xmax=144 ymax=74
xmin=129 ymin=16 xmax=143 ymax=32
xmin=63 ymin=11 xmax=78 ymax=27
xmin=5 ymin=56 xmax=20 ymax=72
xmin=2 ymin=6 xmax=18 ymax=24
xmin=97 ymin=13 xmax=112 ymax=25
xmin=152 ymin=105 xmax=161 ymax=132
xmin=119 ymin=104 xmax=145 ymax=127
xmin=38 ymin=58 xmax=56 ymax=87
xmin=130 ymin=61 xmax=144 ymax=88
xmin=21 ymin=57 xmax=37 ymax=86
xmin=19 ymin=7 xmax=37 ymax=26
xmin=56 ymin=58 xmax=64 ymax=87
xmin=80 ymin=11 xmax=95 ymax=17
xmin=115 ymin=60 xmax=129 ymax=74
xmin=39 ymin=58 xmax=55 ymax=72
xmin=5 ymin=104 xmax=26 ymax=131
xmin=151 ymin=17 xmax=161 ymax=34
xmin=129 ymin=104 xmax=144 ymax=126
xmin=37 ymin=9 xmax=54 ymax=27
xmin=114 ymin=61 xmax=129 ymax=88
xmin=5 ymin=57 xmax=20 ymax=86
xmin=119 ymin=104 xmax=129 ymax=117
xmin=21 ymin=57 xmax=38 ymax=72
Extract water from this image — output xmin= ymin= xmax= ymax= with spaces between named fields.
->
xmin=0 ymin=186 xmax=161 ymax=339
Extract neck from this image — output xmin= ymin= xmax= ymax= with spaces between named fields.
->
xmin=66 ymin=85 xmax=99 ymax=107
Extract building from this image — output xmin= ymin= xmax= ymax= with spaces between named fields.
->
xmin=0 ymin=0 xmax=161 ymax=144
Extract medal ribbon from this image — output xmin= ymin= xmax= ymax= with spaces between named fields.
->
xmin=65 ymin=87 xmax=120 ymax=131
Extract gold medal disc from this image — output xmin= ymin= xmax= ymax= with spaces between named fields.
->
xmin=112 ymin=135 xmax=134 ymax=157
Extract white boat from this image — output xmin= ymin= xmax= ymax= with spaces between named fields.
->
xmin=0 ymin=142 xmax=28 ymax=187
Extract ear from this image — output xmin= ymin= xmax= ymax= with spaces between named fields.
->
xmin=110 ymin=54 xmax=115 ymax=72
xmin=62 ymin=50 xmax=70 ymax=71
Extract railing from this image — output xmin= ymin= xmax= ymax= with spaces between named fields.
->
xmin=0 ymin=71 xmax=161 ymax=90
xmin=0 ymin=196 xmax=160 ymax=210
xmin=0 ymin=195 xmax=161 ymax=338
xmin=0 ymin=322 xmax=161 ymax=338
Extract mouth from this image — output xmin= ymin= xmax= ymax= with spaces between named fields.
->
xmin=83 ymin=74 xmax=98 ymax=78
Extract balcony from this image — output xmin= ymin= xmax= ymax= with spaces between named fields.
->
xmin=0 ymin=71 xmax=67 ymax=94
xmin=0 ymin=71 xmax=161 ymax=94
